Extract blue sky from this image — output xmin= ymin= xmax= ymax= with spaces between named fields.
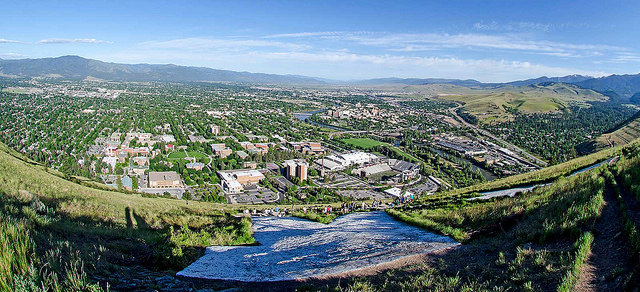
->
xmin=1 ymin=0 xmax=639 ymax=82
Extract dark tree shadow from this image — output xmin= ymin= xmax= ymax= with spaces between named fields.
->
xmin=125 ymin=206 xmax=134 ymax=230
xmin=132 ymin=210 xmax=151 ymax=230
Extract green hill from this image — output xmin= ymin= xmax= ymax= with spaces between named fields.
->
xmin=376 ymin=141 xmax=640 ymax=291
xmin=592 ymin=111 xmax=640 ymax=150
xmin=1 ymin=139 xmax=638 ymax=291
xmin=0 ymin=142 xmax=255 ymax=291
xmin=435 ymin=83 xmax=607 ymax=123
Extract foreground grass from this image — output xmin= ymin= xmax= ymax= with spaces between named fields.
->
xmin=0 ymin=144 xmax=255 ymax=291
xmin=389 ymin=170 xmax=605 ymax=244
xmin=557 ymin=232 xmax=594 ymax=292
xmin=348 ymin=141 xmax=640 ymax=291
xmin=347 ymin=162 xmax=610 ymax=291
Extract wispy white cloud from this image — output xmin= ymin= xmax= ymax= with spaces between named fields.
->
xmin=473 ymin=21 xmax=590 ymax=32
xmin=0 ymin=52 xmax=26 ymax=59
xmin=140 ymin=37 xmax=311 ymax=51
xmin=474 ymin=21 xmax=552 ymax=32
xmin=39 ymin=38 xmax=112 ymax=44
xmin=108 ymin=31 xmax=626 ymax=81
xmin=99 ymin=48 xmax=608 ymax=82
xmin=0 ymin=38 xmax=23 ymax=44
xmin=608 ymin=53 xmax=640 ymax=63
xmin=257 ymin=51 xmax=607 ymax=79
xmin=264 ymin=31 xmax=346 ymax=38
xmin=264 ymin=31 xmax=627 ymax=57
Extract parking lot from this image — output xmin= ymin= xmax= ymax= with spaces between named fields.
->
xmin=227 ymin=185 xmax=280 ymax=204
xmin=314 ymin=173 xmax=370 ymax=189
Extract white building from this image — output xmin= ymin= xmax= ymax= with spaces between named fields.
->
xmin=158 ymin=135 xmax=176 ymax=143
xmin=102 ymin=156 xmax=118 ymax=171
xmin=316 ymin=151 xmax=378 ymax=171
xmin=384 ymin=187 xmax=415 ymax=198
xmin=218 ymin=169 xmax=265 ymax=193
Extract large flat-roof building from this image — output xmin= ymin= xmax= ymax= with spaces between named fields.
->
xmin=211 ymin=143 xmax=233 ymax=158
xmin=316 ymin=151 xmax=378 ymax=171
xmin=218 ymin=169 xmax=265 ymax=193
xmin=148 ymin=171 xmax=182 ymax=188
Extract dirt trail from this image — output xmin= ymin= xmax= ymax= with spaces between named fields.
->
xmin=575 ymin=186 xmax=630 ymax=292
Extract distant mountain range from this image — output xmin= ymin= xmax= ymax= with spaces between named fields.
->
xmin=574 ymin=74 xmax=640 ymax=98
xmin=0 ymin=55 xmax=324 ymax=84
xmin=497 ymin=75 xmax=595 ymax=87
xmin=352 ymin=77 xmax=484 ymax=87
xmin=1 ymin=56 xmax=640 ymax=99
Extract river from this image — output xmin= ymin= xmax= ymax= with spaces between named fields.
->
xmin=468 ymin=157 xmax=616 ymax=201
xmin=294 ymin=109 xmax=348 ymax=131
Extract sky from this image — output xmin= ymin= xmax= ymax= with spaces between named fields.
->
xmin=1 ymin=0 xmax=639 ymax=82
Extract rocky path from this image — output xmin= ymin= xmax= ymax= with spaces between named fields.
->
xmin=177 ymin=211 xmax=458 ymax=282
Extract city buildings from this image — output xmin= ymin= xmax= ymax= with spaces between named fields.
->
xmin=218 ymin=169 xmax=265 ymax=194
xmin=210 ymin=124 xmax=220 ymax=135
xmin=283 ymin=159 xmax=309 ymax=181
xmin=148 ymin=171 xmax=182 ymax=188
xmin=287 ymin=141 xmax=325 ymax=155
xmin=211 ymin=143 xmax=233 ymax=158
xmin=316 ymin=151 xmax=378 ymax=171
xmin=186 ymin=162 xmax=205 ymax=171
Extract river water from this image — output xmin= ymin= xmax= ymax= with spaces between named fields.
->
xmin=294 ymin=109 xmax=348 ymax=131
xmin=468 ymin=157 xmax=615 ymax=201
xmin=177 ymin=211 xmax=458 ymax=282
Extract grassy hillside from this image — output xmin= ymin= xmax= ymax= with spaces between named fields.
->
xmin=0 ymin=138 xmax=637 ymax=291
xmin=336 ymin=141 xmax=640 ymax=291
xmin=436 ymin=83 xmax=607 ymax=123
xmin=0 ymin=142 xmax=256 ymax=291
xmin=591 ymin=111 xmax=640 ymax=150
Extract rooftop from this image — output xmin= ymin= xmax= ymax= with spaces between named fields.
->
xmin=148 ymin=171 xmax=180 ymax=182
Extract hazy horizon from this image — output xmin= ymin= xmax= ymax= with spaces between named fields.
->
xmin=1 ymin=0 xmax=640 ymax=82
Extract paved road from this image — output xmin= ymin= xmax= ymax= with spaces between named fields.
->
xmin=449 ymin=105 xmax=549 ymax=167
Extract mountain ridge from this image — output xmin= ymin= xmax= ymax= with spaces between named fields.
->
xmin=2 ymin=56 xmax=640 ymax=98
xmin=0 ymin=55 xmax=326 ymax=84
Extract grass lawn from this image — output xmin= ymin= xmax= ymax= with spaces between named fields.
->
xmin=168 ymin=151 xmax=207 ymax=159
xmin=341 ymin=138 xmax=384 ymax=149
xmin=168 ymin=151 xmax=187 ymax=158
xmin=186 ymin=151 xmax=207 ymax=158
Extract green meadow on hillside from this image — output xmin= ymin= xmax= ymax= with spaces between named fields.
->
xmin=437 ymin=83 xmax=607 ymax=123
xmin=0 ymin=139 xmax=639 ymax=291
xmin=343 ymin=141 xmax=640 ymax=291
xmin=593 ymin=112 xmax=640 ymax=150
